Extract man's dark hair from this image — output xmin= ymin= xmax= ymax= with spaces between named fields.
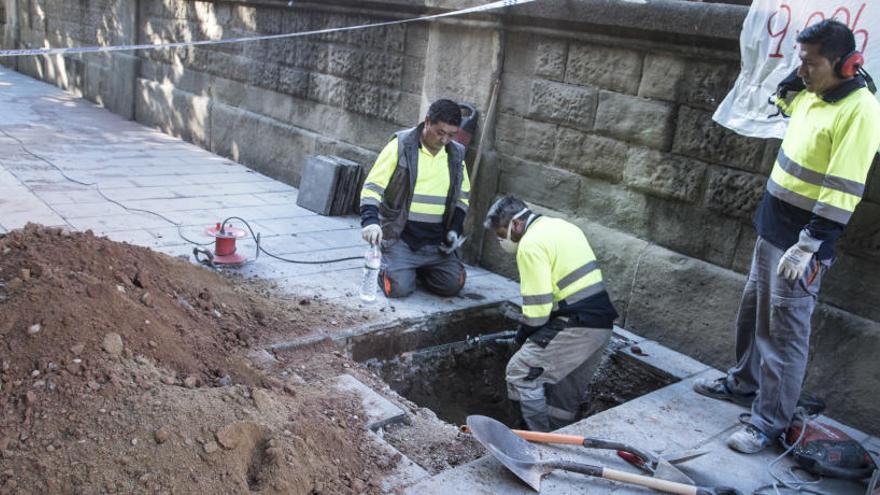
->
xmin=797 ymin=19 xmax=856 ymax=63
xmin=427 ymin=99 xmax=462 ymax=126
xmin=484 ymin=196 xmax=529 ymax=230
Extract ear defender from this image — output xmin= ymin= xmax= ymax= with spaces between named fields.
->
xmin=835 ymin=50 xmax=865 ymax=78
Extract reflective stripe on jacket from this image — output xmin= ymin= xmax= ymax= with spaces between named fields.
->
xmin=517 ymin=217 xmax=605 ymax=327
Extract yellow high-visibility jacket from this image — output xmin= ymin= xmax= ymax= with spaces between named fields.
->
xmin=517 ymin=216 xmax=612 ymax=328
xmin=758 ymin=80 xmax=880 ymax=258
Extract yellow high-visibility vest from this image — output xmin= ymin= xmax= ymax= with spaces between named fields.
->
xmin=517 ymin=217 xmax=606 ymax=327
xmin=360 ymin=138 xmax=471 ymax=223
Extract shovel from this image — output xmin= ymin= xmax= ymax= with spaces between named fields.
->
xmin=458 ymin=425 xmax=705 ymax=483
xmin=507 ymin=429 xmax=705 ymax=484
xmin=467 ymin=415 xmax=741 ymax=495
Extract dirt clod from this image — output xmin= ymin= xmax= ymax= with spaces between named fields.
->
xmin=154 ymin=428 xmax=170 ymax=444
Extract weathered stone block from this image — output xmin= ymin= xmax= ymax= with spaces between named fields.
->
xmin=594 ymin=91 xmax=674 ymax=150
xmin=276 ymin=67 xmax=310 ymax=99
xmin=565 ymin=43 xmax=642 ymax=95
xmin=527 ymin=79 xmax=597 ymax=127
xmin=807 ymin=305 xmax=880 ymax=434
xmin=498 ymin=74 xmax=531 ymax=116
xmin=558 ymin=213 xmax=650 ymax=321
xmin=554 ymin=128 xmax=628 ymax=183
xmin=577 ymin=176 xmax=650 ymax=237
xmin=821 ymin=252 xmax=880 ymax=322
xmin=837 ymin=201 xmax=880 ymax=262
xmin=210 ymin=102 xmax=317 ymax=187
xmin=623 ymin=148 xmax=706 ymax=203
xmin=498 ymin=157 xmax=580 ymax=213
xmin=673 ymin=106 xmax=766 ymax=172
xmin=501 ymin=33 xmax=537 ymax=76
xmin=134 ymin=79 xmax=211 ymax=149
xmin=401 ymin=55 xmax=425 ymax=94
xmin=638 ymin=54 xmax=686 ymax=101
xmin=535 ymin=38 xmax=568 ymax=81
xmin=625 ymin=243 xmax=746 ymax=369
xmin=681 ymin=60 xmax=739 ymax=110
xmin=864 ymin=154 xmax=880 ymax=203
xmin=361 ymin=51 xmax=405 ymax=87
xmin=703 ymin=167 xmax=766 ymax=220
xmin=758 ymin=138 xmax=781 ymax=176
xmin=643 ymin=196 xmax=741 ymax=267
xmin=494 ymin=113 xmax=557 ymax=163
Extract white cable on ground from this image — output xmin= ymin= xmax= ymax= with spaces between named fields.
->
xmin=0 ymin=0 xmax=535 ymax=58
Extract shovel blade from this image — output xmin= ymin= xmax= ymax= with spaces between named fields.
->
xmin=467 ymin=415 xmax=547 ymax=491
xmin=652 ymin=457 xmax=694 ymax=484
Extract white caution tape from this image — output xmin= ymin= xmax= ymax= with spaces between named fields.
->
xmin=0 ymin=0 xmax=535 ymax=58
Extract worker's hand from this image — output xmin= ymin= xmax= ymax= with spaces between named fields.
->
xmin=777 ymin=244 xmax=814 ymax=281
xmin=439 ymin=231 xmax=466 ymax=255
xmin=361 ymin=224 xmax=382 ymax=246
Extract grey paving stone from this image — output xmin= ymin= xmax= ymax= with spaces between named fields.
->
xmin=331 ymin=374 xmax=406 ymax=430
xmin=367 ymin=430 xmax=431 ymax=492
xmin=620 ymin=339 xmax=711 ymax=379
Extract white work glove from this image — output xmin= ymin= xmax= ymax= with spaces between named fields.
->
xmin=439 ymin=231 xmax=466 ymax=255
xmin=777 ymin=230 xmax=819 ymax=281
xmin=361 ymin=224 xmax=382 ymax=246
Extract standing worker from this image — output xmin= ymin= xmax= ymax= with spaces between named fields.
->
xmin=693 ymin=20 xmax=880 ymax=453
xmin=484 ymin=196 xmax=618 ymax=432
xmin=359 ymin=99 xmax=470 ymax=299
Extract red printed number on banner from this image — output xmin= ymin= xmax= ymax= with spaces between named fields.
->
xmin=766 ymin=3 xmax=870 ymax=59
xmin=767 ymin=4 xmax=791 ymax=58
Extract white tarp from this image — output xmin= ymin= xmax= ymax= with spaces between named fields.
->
xmin=713 ymin=1 xmax=879 ymax=138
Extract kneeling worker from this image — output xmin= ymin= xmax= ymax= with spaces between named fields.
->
xmin=360 ymin=99 xmax=470 ymax=298
xmin=485 ymin=196 xmax=618 ymax=431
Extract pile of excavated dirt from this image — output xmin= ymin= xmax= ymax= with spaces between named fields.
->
xmin=0 ymin=224 xmax=389 ymax=494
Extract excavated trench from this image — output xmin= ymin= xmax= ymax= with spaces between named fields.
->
xmin=348 ymin=303 xmax=679 ymax=427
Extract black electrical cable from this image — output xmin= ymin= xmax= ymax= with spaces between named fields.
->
xmin=219 ymin=216 xmax=361 ymax=265
xmin=1 ymin=129 xmax=363 ymax=264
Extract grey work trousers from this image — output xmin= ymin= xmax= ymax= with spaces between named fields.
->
xmin=506 ymin=321 xmax=611 ymax=432
xmin=380 ymin=240 xmax=466 ymax=298
xmin=725 ymin=236 xmax=829 ymax=438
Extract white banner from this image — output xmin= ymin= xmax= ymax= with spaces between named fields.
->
xmin=713 ymin=1 xmax=879 ymax=138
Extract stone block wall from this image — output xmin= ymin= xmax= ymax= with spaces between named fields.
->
xmin=133 ymin=0 xmax=428 ymax=185
xmin=4 ymin=0 xmax=880 ymax=433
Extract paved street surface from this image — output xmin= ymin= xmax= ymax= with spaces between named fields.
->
xmin=0 ymin=67 xmax=520 ymax=339
xmin=1 ymin=68 xmax=875 ymax=494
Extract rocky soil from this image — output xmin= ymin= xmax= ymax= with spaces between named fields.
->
xmin=0 ymin=224 xmax=392 ymax=494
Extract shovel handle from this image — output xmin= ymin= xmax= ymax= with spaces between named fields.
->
xmin=511 ymin=430 xmax=586 ymax=446
xmin=512 ymin=430 xmax=656 ymax=467
xmin=603 ymin=467 xmax=699 ymax=494
xmin=552 ymin=462 xmax=702 ymax=495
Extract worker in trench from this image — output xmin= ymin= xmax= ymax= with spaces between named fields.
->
xmin=693 ymin=19 xmax=880 ymax=454
xmin=359 ymin=98 xmax=470 ymax=298
xmin=484 ymin=196 xmax=619 ymax=432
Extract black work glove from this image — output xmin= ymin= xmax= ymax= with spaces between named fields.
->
xmin=514 ymin=325 xmax=530 ymax=347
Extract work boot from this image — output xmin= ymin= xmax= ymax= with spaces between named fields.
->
xmin=692 ymin=377 xmax=754 ymax=407
xmin=727 ymin=424 xmax=772 ymax=454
